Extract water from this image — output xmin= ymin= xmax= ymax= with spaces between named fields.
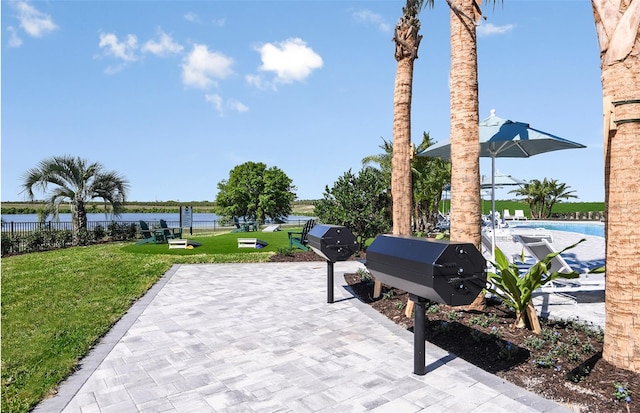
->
xmin=0 ymin=212 xmax=314 ymax=224
xmin=511 ymin=221 xmax=604 ymax=238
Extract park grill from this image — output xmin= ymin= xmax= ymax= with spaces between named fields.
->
xmin=307 ymin=224 xmax=358 ymax=303
xmin=365 ymin=235 xmax=487 ymax=374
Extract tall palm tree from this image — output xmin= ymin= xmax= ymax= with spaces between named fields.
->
xmin=391 ymin=0 xmax=428 ymax=236
xmin=21 ymin=155 xmax=129 ymax=242
xmin=446 ymin=0 xmax=482 ymax=247
xmin=592 ymin=0 xmax=640 ymax=373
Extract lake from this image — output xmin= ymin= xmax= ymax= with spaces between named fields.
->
xmin=0 ymin=212 xmax=314 ymax=224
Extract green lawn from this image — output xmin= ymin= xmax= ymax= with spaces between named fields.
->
xmin=1 ymin=229 xmax=299 ymax=413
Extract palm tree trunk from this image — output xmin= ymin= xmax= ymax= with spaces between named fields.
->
xmin=448 ymin=1 xmax=481 ymax=247
xmin=593 ymin=0 xmax=640 ymax=373
xmin=449 ymin=0 xmax=483 ymax=312
xmin=392 ymin=57 xmax=415 ymax=236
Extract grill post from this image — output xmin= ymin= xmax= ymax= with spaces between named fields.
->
xmin=411 ymin=294 xmax=427 ymax=375
xmin=327 ymin=260 xmax=334 ymax=303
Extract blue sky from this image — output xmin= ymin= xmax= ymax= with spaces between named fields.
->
xmin=2 ymin=0 xmax=603 ymax=203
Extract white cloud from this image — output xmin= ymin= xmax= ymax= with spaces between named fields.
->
xmin=184 ymin=12 xmax=201 ymax=23
xmin=477 ymin=22 xmax=516 ymax=37
xmin=352 ymin=9 xmax=391 ymax=32
xmin=205 ymin=93 xmax=223 ymax=113
xmin=99 ymin=32 xmax=139 ymax=62
xmin=7 ymin=26 xmax=23 ymax=47
xmin=205 ymin=94 xmax=248 ymax=115
xmin=14 ymin=1 xmax=58 ymax=38
xmin=182 ymin=44 xmax=234 ymax=89
xmin=211 ymin=18 xmax=226 ymax=27
xmin=253 ymin=38 xmax=323 ymax=88
xmin=245 ymin=74 xmax=271 ymax=91
xmin=142 ymin=30 xmax=183 ymax=57
xmin=228 ymin=99 xmax=248 ymax=112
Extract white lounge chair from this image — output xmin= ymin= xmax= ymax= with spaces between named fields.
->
xmin=514 ymin=210 xmax=527 ymax=220
xmin=503 ymin=209 xmax=513 ymax=220
xmin=514 ymin=235 xmax=604 ymax=294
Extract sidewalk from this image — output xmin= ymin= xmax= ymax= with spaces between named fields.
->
xmin=35 ymin=261 xmax=571 ymax=413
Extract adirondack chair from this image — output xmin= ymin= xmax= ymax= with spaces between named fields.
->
xmin=159 ymin=219 xmax=182 ymax=239
xmin=288 ymin=219 xmax=316 ymax=251
xmin=136 ymin=220 xmax=164 ymax=244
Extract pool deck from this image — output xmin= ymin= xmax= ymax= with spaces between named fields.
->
xmin=487 ymin=226 xmax=605 ymax=328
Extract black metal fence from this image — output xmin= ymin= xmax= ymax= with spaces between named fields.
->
xmin=1 ymin=218 xmax=311 ymax=256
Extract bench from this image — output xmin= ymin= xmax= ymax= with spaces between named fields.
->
xmin=168 ymin=239 xmax=188 ymax=249
xmin=237 ymin=238 xmax=268 ymax=248
xmin=288 ymin=219 xmax=316 ymax=251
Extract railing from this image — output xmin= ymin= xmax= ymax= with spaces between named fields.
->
xmin=1 ymin=219 xmax=311 ymax=256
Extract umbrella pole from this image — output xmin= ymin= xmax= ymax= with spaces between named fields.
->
xmin=491 ymin=156 xmax=496 ymax=262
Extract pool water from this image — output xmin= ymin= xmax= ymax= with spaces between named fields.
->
xmin=511 ymin=221 xmax=604 ymax=238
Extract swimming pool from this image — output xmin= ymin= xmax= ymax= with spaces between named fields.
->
xmin=511 ymin=221 xmax=605 ymax=238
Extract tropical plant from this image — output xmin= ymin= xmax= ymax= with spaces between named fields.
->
xmin=486 ymin=240 xmax=585 ymax=332
xmin=362 ymin=138 xmax=394 ymax=184
xmin=214 ymin=161 xmax=296 ymax=223
xmin=363 ymin=133 xmax=450 ymax=233
xmin=391 ymin=0 xmax=428 ymax=236
xmin=314 ymin=167 xmax=391 ymax=250
xmin=21 ymin=155 xmax=129 ymax=243
xmin=510 ymin=178 xmax=577 ymax=219
xmin=412 ymin=133 xmax=451 ymax=232
xmin=592 ymin=0 xmax=640 ymax=373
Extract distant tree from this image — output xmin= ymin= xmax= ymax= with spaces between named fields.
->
xmin=21 ymin=155 xmax=129 ymax=243
xmin=510 ymin=178 xmax=577 ymax=219
xmin=215 ymin=162 xmax=296 ymax=223
xmin=314 ymin=167 xmax=391 ymax=250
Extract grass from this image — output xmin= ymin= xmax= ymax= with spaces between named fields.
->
xmin=1 ymin=229 xmax=299 ymax=413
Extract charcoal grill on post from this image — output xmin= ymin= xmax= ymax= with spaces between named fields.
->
xmin=365 ymin=234 xmax=487 ymax=375
xmin=307 ymin=224 xmax=358 ymax=303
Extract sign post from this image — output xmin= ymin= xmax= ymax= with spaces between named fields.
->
xmin=180 ymin=206 xmax=193 ymax=235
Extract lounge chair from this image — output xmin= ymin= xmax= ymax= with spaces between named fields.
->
xmin=514 ymin=210 xmax=527 ymax=220
xmin=503 ymin=210 xmax=513 ymax=220
xmin=160 ymin=219 xmax=182 ymax=240
xmin=136 ymin=220 xmax=164 ymax=244
xmin=288 ymin=219 xmax=316 ymax=251
xmin=514 ymin=235 xmax=604 ymax=293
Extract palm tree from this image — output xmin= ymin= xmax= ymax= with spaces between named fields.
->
xmin=510 ymin=178 xmax=577 ymax=219
xmin=391 ymin=0 xmax=428 ymax=236
xmin=21 ymin=155 xmax=129 ymax=242
xmin=446 ymin=0 xmax=483 ymax=248
xmin=592 ymin=0 xmax=640 ymax=373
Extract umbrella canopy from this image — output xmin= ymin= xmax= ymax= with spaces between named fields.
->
xmin=419 ymin=109 xmax=586 ymax=259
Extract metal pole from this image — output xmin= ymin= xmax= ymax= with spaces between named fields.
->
xmin=410 ymin=294 xmax=427 ymax=375
xmin=327 ymin=260 xmax=334 ymax=303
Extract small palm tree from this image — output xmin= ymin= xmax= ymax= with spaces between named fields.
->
xmin=21 ymin=155 xmax=129 ymax=242
xmin=510 ymin=178 xmax=576 ymax=219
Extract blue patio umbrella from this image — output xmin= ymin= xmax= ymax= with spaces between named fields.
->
xmin=419 ymin=109 xmax=586 ymax=259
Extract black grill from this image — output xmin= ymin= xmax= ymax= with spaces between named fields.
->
xmin=307 ymin=224 xmax=358 ymax=263
xmin=365 ymin=234 xmax=487 ymax=376
xmin=365 ymin=235 xmax=486 ymax=306
xmin=307 ymin=224 xmax=358 ymax=303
